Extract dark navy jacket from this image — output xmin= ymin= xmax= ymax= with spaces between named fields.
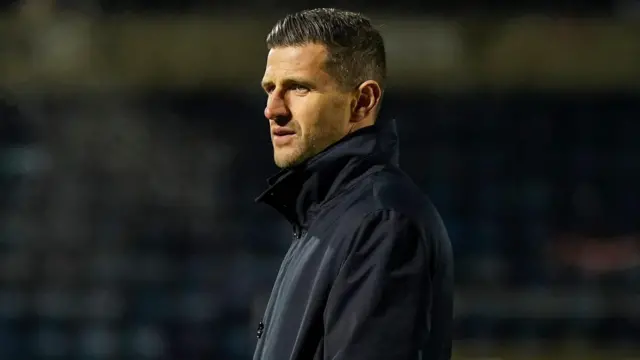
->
xmin=253 ymin=119 xmax=453 ymax=360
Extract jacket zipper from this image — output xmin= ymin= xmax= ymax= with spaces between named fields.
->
xmin=292 ymin=224 xmax=303 ymax=239
xmin=256 ymin=321 xmax=264 ymax=339
xmin=255 ymin=227 xmax=303 ymax=344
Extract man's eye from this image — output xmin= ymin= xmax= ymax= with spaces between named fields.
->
xmin=290 ymin=84 xmax=309 ymax=93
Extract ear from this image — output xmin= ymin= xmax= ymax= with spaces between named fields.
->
xmin=350 ymin=80 xmax=382 ymax=123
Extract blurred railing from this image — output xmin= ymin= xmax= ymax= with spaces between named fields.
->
xmin=455 ymin=290 xmax=640 ymax=318
xmin=1 ymin=15 xmax=640 ymax=91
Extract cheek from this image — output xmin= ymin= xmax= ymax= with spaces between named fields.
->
xmin=289 ymin=98 xmax=322 ymax=130
xmin=325 ymin=97 xmax=352 ymax=130
xmin=290 ymin=95 xmax=351 ymax=135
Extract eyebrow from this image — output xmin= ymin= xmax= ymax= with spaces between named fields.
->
xmin=261 ymin=77 xmax=316 ymax=90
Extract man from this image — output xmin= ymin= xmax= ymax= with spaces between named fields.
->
xmin=254 ymin=8 xmax=453 ymax=360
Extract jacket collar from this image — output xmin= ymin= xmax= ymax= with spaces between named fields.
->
xmin=255 ymin=119 xmax=400 ymax=228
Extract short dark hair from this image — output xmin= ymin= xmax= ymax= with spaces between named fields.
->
xmin=266 ymin=8 xmax=386 ymax=90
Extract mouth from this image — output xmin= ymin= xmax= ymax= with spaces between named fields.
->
xmin=271 ymin=128 xmax=296 ymax=146
xmin=272 ymin=128 xmax=296 ymax=137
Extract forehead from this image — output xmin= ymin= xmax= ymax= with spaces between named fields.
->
xmin=262 ymin=44 xmax=331 ymax=82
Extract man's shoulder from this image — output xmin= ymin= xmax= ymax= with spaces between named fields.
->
xmin=347 ymin=166 xmax=429 ymax=212
xmin=336 ymin=165 xmax=445 ymax=234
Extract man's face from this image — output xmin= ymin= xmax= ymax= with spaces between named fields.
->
xmin=261 ymin=43 xmax=354 ymax=168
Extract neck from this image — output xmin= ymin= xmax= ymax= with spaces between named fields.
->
xmin=256 ymin=119 xmax=399 ymax=229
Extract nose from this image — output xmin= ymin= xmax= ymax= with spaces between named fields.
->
xmin=264 ymin=92 xmax=289 ymax=120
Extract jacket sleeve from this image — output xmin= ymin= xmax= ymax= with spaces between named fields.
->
xmin=323 ymin=209 xmax=433 ymax=360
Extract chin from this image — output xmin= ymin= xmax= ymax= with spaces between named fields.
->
xmin=273 ymin=150 xmax=307 ymax=169
xmin=274 ymin=156 xmax=299 ymax=169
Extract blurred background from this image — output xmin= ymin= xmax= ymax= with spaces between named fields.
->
xmin=1 ymin=0 xmax=639 ymax=359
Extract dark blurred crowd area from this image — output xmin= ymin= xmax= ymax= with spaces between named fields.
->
xmin=1 ymin=0 xmax=639 ymax=359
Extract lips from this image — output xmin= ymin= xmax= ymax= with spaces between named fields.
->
xmin=272 ymin=128 xmax=295 ymax=136
xmin=271 ymin=127 xmax=296 ymax=146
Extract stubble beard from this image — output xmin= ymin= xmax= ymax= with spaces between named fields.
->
xmin=273 ymin=134 xmax=316 ymax=169
xmin=273 ymin=127 xmax=341 ymax=169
